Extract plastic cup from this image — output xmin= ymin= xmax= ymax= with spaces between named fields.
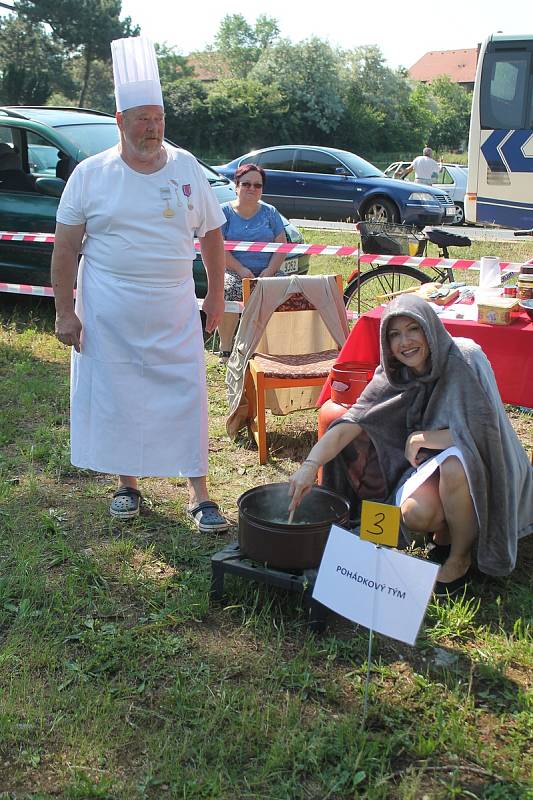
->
xmin=479 ymin=256 xmax=501 ymax=288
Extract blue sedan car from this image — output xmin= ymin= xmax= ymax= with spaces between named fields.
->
xmin=214 ymin=145 xmax=456 ymax=226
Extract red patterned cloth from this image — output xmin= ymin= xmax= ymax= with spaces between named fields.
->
xmin=252 ymin=349 xmax=339 ymax=378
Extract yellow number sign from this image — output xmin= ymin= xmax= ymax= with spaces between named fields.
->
xmin=360 ymin=501 xmax=400 ymax=547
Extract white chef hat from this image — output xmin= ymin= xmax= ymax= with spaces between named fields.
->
xmin=111 ymin=36 xmax=163 ymax=112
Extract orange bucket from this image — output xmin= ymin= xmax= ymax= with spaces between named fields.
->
xmin=330 ymin=361 xmax=375 ymax=405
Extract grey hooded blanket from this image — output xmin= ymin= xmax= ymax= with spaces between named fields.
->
xmin=325 ymin=294 xmax=533 ymax=576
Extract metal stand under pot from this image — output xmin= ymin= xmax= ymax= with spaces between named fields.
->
xmin=210 ymin=483 xmax=351 ymax=633
xmin=210 ymin=541 xmax=330 ymax=632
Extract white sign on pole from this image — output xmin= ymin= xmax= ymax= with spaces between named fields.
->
xmin=312 ymin=525 xmax=439 ymax=645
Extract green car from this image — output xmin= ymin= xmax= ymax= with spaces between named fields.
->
xmin=0 ymin=106 xmax=309 ymax=296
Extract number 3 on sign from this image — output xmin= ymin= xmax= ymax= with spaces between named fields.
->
xmin=360 ymin=501 xmax=400 ymax=547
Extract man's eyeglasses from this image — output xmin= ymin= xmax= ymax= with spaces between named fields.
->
xmin=239 ymin=181 xmax=263 ymax=189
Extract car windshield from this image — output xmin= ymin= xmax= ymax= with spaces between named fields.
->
xmin=202 ymin=164 xmax=231 ymax=185
xmin=55 ymin=122 xmax=120 ymax=159
xmin=333 ymin=151 xmax=384 ymax=178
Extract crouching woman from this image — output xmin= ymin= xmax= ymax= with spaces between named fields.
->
xmin=288 ymin=295 xmax=533 ymax=597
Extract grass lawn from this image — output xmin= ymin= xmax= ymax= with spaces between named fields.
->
xmin=0 ymin=230 xmax=532 ymax=799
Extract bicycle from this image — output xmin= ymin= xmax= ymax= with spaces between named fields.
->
xmin=343 ymin=221 xmax=471 ymax=319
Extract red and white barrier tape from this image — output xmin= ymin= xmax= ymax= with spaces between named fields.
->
xmin=0 ymin=231 xmax=56 ymax=244
xmin=0 ymin=281 xmax=243 ymax=312
xmin=0 ymin=231 xmax=523 ymax=274
xmin=0 ymin=282 xmax=55 ymax=297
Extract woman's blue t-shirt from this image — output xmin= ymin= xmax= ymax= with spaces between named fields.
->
xmin=221 ymin=201 xmax=285 ymax=276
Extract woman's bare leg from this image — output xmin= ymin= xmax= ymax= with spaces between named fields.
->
xmin=436 ymin=456 xmax=477 ymax=582
xmin=401 ymin=456 xmax=476 ymax=584
xmin=432 ymin=524 xmax=450 ymax=545
xmin=118 ymin=475 xmax=138 ymax=489
xmin=401 ymin=472 xmax=444 ymax=533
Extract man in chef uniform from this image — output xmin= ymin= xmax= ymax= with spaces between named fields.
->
xmin=51 ymin=36 xmax=229 ymax=532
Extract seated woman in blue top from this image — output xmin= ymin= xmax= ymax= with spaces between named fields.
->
xmin=217 ymin=163 xmax=287 ymax=360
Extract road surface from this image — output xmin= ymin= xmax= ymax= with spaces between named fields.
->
xmin=290 ymin=219 xmax=525 ymax=243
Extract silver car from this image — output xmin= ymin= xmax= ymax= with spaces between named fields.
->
xmin=385 ymin=161 xmax=468 ymax=225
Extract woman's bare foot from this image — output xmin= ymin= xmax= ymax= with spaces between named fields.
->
xmin=437 ymin=554 xmax=471 ymax=584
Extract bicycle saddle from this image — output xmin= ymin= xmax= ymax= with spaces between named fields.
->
xmin=425 ymin=229 xmax=471 ymax=248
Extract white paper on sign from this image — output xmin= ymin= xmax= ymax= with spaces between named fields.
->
xmin=395 ymin=446 xmax=469 ymax=507
xmin=313 ymin=525 xmax=439 ymax=645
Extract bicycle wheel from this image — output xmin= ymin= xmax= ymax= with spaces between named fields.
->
xmin=343 ymin=265 xmax=432 ymax=323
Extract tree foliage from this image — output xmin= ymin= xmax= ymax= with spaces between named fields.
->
xmin=424 ymin=75 xmax=472 ymax=150
xmin=213 ymin=13 xmax=279 ymax=78
xmin=0 ymin=15 xmax=72 ymax=104
xmin=204 ymin=78 xmax=287 ymax=152
xmin=155 ymin=43 xmax=194 ymax=83
xmin=0 ymin=9 xmax=472 ymax=160
xmin=163 ymin=78 xmax=208 ymax=151
xmin=250 ymin=38 xmax=344 ymax=142
xmin=14 ymin=0 xmax=138 ymax=105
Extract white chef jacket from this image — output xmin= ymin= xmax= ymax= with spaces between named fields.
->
xmin=56 ymin=144 xmax=225 ymax=476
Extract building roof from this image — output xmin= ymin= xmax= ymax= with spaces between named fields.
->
xmin=408 ymin=48 xmax=478 ymax=84
xmin=186 ymin=52 xmax=230 ymax=82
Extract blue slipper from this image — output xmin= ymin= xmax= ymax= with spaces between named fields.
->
xmin=188 ymin=501 xmax=229 ymax=533
xmin=110 ymin=486 xmax=142 ymax=519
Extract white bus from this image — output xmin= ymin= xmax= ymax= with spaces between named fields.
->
xmin=466 ymin=34 xmax=533 ymax=228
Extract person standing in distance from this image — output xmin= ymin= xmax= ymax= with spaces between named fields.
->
xmin=399 ymin=147 xmax=440 ymax=185
xmin=51 ymin=36 xmax=229 ymax=532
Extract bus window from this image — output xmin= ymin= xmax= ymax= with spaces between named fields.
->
xmin=481 ymin=52 xmax=530 ymax=130
xmin=466 ymin=34 xmax=533 ymax=229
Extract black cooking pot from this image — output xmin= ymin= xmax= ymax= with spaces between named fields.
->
xmin=237 ymin=482 xmax=350 ymax=570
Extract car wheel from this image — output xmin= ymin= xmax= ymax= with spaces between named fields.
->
xmin=451 ymin=202 xmax=465 ymax=226
xmin=362 ymin=197 xmax=399 ymax=224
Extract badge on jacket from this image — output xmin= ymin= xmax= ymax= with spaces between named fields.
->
xmin=160 ymin=186 xmax=174 ymax=218
xmin=182 ymin=183 xmax=193 ymax=210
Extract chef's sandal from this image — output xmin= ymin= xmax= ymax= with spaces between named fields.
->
xmin=188 ymin=501 xmax=229 ymax=533
xmin=110 ymin=486 xmax=142 ymax=519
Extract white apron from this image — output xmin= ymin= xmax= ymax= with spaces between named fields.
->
xmin=70 ymin=260 xmax=208 ymax=477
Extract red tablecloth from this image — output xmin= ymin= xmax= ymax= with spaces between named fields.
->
xmin=318 ymin=307 xmax=533 ymax=408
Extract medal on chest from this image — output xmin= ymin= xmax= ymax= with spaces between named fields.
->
xmin=169 ymin=179 xmax=183 ymax=208
xmin=182 ymin=183 xmax=194 ymax=211
xmin=160 ymin=186 xmax=174 ymax=218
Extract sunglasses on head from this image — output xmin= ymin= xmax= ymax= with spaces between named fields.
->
xmin=239 ymin=181 xmax=263 ymax=189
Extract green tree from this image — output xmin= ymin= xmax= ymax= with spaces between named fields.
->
xmin=156 ymin=43 xmax=194 ymax=83
xmin=46 ymin=55 xmax=115 ymax=112
xmin=251 ymin=37 xmax=344 ymax=142
xmin=424 ymin=75 xmax=471 ymax=150
xmin=15 ymin=0 xmax=139 ymax=106
xmin=0 ymin=14 xmax=72 ymax=104
xmin=204 ymin=77 xmax=286 ymax=155
xmin=339 ymin=46 xmax=428 ymax=155
xmin=214 ymin=13 xmax=279 ymax=78
xmin=163 ymin=77 xmax=208 ymax=152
